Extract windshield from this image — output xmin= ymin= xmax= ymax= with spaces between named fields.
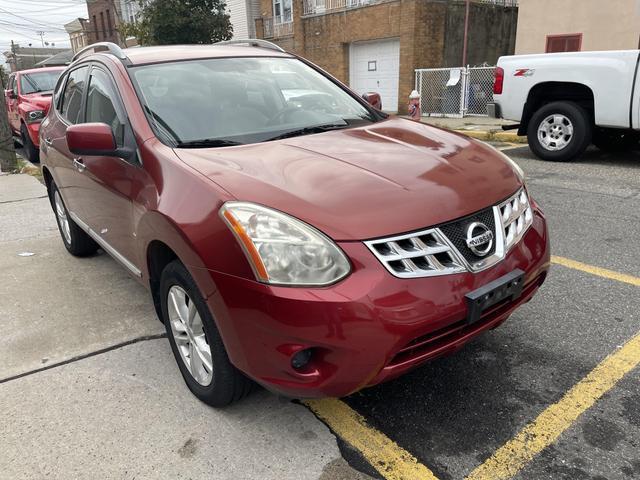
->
xmin=130 ymin=57 xmax=378 ymax=146
xmin=20 ymin=71 xmax=62 ymax=94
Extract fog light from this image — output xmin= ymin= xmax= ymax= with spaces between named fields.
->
xmin=291 ymin=348 xmax=312 ymax=370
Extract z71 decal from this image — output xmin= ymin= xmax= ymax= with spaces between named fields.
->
xmin=514 ymin=68 xmax=535 ymax=77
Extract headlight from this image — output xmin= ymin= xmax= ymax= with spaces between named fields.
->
xmin=220 ymin=202 xmax=351 ymax=286
xmin=26 ymin=110 xmax=45 ymax=123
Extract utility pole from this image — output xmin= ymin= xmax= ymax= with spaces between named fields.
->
xmin=462 ymin=0 xmax=471 ymax=67
xmin=0 ymin=90 xmax=18 ymax=173
xmin=37 ymin=31 xmax=45 ymax=47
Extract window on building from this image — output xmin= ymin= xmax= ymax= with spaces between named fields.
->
xmin=92 ymin=15 xmax=97 ymax=40
xmin=100 ymin=11 xmax=106 ymax=39
xmin=545 ymin=34 xmax=582 ymax=53
xmin=273 ymin=0 xmax=292 ymax=23
xmin=106 ymin=9 xmax=113 ymax=36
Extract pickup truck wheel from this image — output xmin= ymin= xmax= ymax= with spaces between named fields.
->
xmin=20 ymin=123 xmax=39 ymax=163
xmin=160 ymin=260 xmax=254 ymax=407
xmin=592 ymin=129 xmax=639 ymax=152
xmin=50 ymin=182 xmax=98 ymax=257
xmin=527 ymin=101 xmax=591 ymax=162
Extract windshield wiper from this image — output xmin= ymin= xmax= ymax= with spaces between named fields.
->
xmin=175 ymin=138 xmax=244 ymax=148
xmin=264 ymin=122 xmax=350 ymax=142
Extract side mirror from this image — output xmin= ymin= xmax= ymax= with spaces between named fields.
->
xmin=66 ymin=123 xmax=133 ymax=159
xmin=4 ymin=89 xmax=16 ymax=100
xmin=362 ymin=92 xmax=382 ymax=110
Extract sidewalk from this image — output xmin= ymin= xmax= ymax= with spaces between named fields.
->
xmin=0 ymin=173 xmax=369 ymax=480
xmin=419 ymin=116 xmax=526 ymax=143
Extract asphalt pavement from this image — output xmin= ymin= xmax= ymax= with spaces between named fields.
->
xmin=340 ymin=145 xmax=640 ymax=479
xmin=1 ymin=143 xmax=639 ymax=479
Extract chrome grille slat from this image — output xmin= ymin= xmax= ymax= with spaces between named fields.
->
xmin=365 ymin=188 xmax=534 ymax=279
xmin=499 ymin=189 xmax=533 ymax=252
xmin=365 ymin=228 xmax=466 ymax=278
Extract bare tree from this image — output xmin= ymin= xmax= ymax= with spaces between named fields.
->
xmin=0 ymin=90 xmax=18 ymax=172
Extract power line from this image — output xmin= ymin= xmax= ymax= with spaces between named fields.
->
xmin=0 ymin=6 xmax=77 ymax=29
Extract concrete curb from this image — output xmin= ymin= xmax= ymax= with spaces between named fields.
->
xmin=454 ymin=130 xmax=527 ymax=143
xmin=17 ymin=153 xmax=42 ymax=178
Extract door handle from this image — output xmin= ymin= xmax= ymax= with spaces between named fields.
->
xmin=44 ymin=137 xmax=53 ymax=146
xmin=73 ymin=157 xmax=86 ymax=173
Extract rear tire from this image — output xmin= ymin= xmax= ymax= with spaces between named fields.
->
xmin=592 ymin=129 xmax=638 ymax=152
xmin=50 ymin=182 xmax=98 ymax=257
xmin=160 ymin=260 xmax=254 ymax=407
xmin=527 ymin=101 xmax=591 ymax=162
xmin=20 ymin=123 xmax=39 ymax=163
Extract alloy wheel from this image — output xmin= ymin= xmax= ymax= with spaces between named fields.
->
xmin=537 ymin=114 xmax=574 ymax=151
xmin=54 ymin=191 xmax=72 ymax=245
xmin=167 ymin=285 xmax=213 ymax=386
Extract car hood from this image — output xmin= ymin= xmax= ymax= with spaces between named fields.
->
xmin=174 ymin=117 xmax=522 ymax=241
xmin=21 ymin=93 xmax=53 ymax=111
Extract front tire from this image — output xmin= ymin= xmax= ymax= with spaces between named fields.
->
xmin=20 ymin=123 xmax=39 ymax=163
xmin=50 ymin=182 xmax=98 ymax=257
xmin=160 ymin=260 xmax=254 ymax=407
xmin=527 ymin=101 xmax=592 ymax=162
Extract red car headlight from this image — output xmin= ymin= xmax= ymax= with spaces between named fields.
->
xmin=220 ymin=202 xmax=351 ymax=286
xmin=26 ymin=110 xmax=45 ymax=123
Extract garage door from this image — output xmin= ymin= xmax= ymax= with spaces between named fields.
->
xmin=349 ymin=39 xmax=400 ymax=112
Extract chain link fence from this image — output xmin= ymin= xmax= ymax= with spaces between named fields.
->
xmin=415 ymin=66 xmax=496 ymax=117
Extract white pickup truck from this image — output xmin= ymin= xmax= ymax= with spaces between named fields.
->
xmin=489 ymin=50 xmax=640 ymax=161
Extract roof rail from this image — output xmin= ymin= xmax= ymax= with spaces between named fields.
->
xmin=72 ymin=42 xmax=130 ymax=63
xmin=214 ymin=39 xmax=285 ymax=53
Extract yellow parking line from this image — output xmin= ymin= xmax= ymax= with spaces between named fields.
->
xmin=552 ymin=255 xmax=640 ymax=287
xmin=304 ymin=398 xmax=439 ymax=480
xmin=467 ymin=331 xmax=640 ymax=480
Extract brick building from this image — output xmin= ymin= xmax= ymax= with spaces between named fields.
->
xmin=515 ymin=0 xmax=640 ymax=54
xmin=64 ymin=18 xmax=90 ymax=53
xmin=255 ymin=0 xmax=517 ymax=113
xmin=86 ymin=0 xmax=122 ymax=45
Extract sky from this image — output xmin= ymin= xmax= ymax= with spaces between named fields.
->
xmin=0 ymin=0 xmax=89 ymax=54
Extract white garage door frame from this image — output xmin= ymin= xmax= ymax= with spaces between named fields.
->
xmin=349 ymin=38 xmax=401 ymax=113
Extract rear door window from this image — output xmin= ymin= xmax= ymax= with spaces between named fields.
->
xmin=60 ymin=66 xmax=89 ymax=124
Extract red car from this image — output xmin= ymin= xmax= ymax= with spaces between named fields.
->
xmin=40 ymin=41 xmax=550 ymax=406
xmin=4 ymin=66 xmax=65 ymax=162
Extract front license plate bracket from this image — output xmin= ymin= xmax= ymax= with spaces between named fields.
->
xmin=465 ymin=269 xmax=525 ymax=325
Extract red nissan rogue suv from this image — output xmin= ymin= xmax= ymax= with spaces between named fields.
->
xmin=40 ymin=41 xmax=550 ymax=406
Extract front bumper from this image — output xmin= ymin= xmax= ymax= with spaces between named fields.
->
xmin=25 ymin=121 xmax=41 ymax=148
xmin=206 ymin=208 xmax=550 ymax=398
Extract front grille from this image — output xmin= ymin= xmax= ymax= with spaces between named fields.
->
xmin=499 ymin=190 xmax=533 ymax=251
xmin=365 ymin=229 xmax=466 ymax=278
xmin=365 ymin=188 xmax=534 ymax=279
xmin=438 ymin=207 xmax=497 ymax=264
